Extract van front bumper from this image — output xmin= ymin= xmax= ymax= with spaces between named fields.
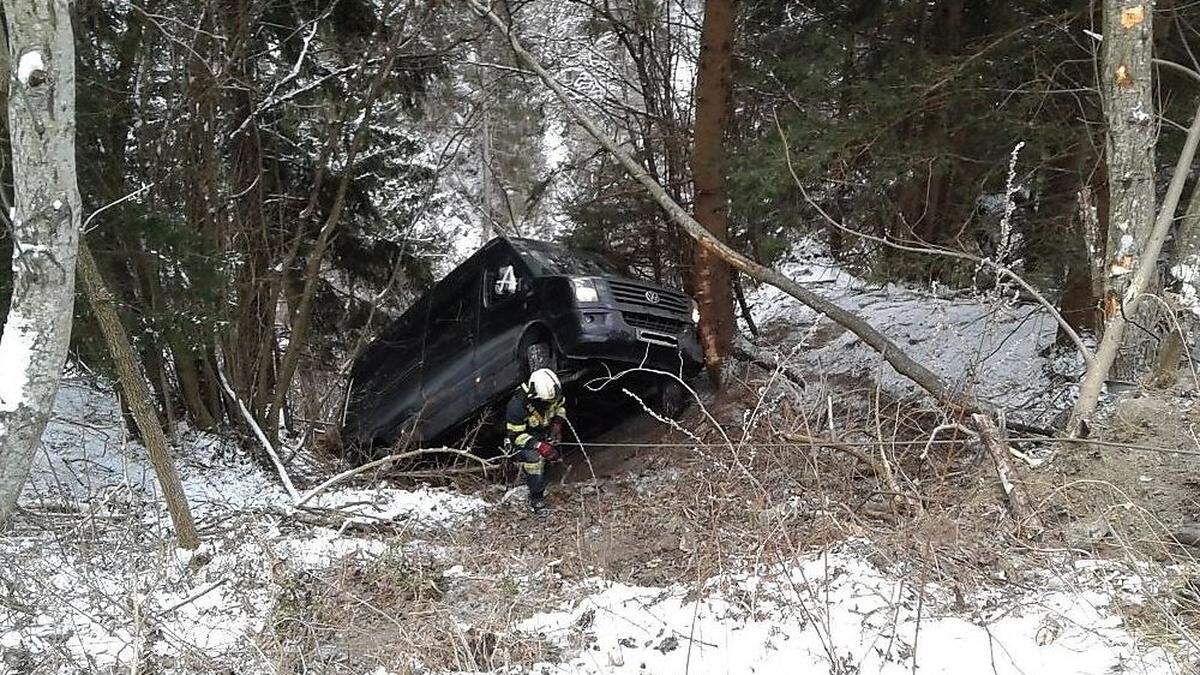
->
xmin=557 ymin=309 xmax=704 ymax=377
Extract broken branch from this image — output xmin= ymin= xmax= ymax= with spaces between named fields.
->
xmin=971 ymin=413 xmax=1045 ymax=539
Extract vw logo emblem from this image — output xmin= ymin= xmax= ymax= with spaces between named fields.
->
xmin=644 ymin=291 xmax=660 ymax=304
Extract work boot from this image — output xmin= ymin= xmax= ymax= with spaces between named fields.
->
xmin=529 ymin=495 xmax=548 ymax=514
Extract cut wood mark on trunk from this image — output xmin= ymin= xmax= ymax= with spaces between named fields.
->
xmin=1115 ymin=64 xmax=1134 ymax=87
xmin=1105 ymin=293 xmax=1122 ymax=319
xmin=1120 ymin=5 xmax=1145 ymax=29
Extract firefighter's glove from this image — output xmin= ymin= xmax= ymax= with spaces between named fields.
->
xmin=536 ymin=441 xmax=560 ymax=462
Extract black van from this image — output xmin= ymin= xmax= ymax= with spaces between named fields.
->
xmin=342 ymin=236 xmax=704 ymax=449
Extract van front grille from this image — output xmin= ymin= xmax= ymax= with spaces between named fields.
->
xmin=608 ymin=280 xmax=689 ymax=314
xmin=623 ymin=312 xmax=688 ymax=334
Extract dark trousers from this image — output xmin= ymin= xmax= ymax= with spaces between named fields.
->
xmin=516 ymin=446 xmax=546 ymax=500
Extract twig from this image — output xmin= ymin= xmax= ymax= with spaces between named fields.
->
xmin=295 ymin=448 xmax=496 ymax=507
xmin=920 ymin=423 xmax=977 ymax=461
xmin=156 ymin=579 xmax=229 ymax=617
xmin=81 ymin=182 xmax=154 ymax=234
xmin=215 ymin=356 xmax=299 ymax=500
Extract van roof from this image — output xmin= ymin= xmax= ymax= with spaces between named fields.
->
xmin=501 ymin=237 xmax=623 ymax=277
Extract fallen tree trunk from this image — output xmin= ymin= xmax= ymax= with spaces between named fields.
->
xmin=463 ymin=0 xmax=989 ymax=417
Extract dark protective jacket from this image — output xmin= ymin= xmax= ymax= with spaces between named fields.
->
xmin=505 ymin=382 xmax=567 ymax=452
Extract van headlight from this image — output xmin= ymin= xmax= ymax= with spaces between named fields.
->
xmin=573 ymin=278 xmax=600 ymax=303
xmin=692 ymin=303 xmax=701 ymax=323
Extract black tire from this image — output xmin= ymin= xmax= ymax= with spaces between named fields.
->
xmin=520 ymin=331 xmax=558 ymax=376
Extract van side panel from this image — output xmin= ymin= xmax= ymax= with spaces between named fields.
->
xmin=413 ymin=262 xmax=481 ymax=442
xmin=344 ymin=297 xmax=429 ymax=445
xmin=345 ymin=242 xmax=504 ymax=446
xmin=474 ymin=244 xmax=541 ymax=407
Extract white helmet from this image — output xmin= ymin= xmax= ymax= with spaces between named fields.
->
xmin=528 ymin=368 xmax=562 ymax=402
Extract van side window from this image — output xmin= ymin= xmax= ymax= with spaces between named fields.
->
xmin=429 ymin=287 xmax=470 ymax=328
xmin=494 ymin=265 xmax=517 ymax=296
xmin=486 ymin=264 xmax=520 ymax=305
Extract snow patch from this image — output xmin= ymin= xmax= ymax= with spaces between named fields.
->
xmin=23 ymin=379 xmax=491 ymax=529
xmin=305 ymin=486 xmax=490 ymax=528
xmin=16 ymin=50 xmax=44 ymax=85
xmin=1171 ymin=256 xmax=1200 ymax=315
xmin=744 ymin=240 xmax=1081 ymax=419
xmin=0 ymin=312 xmax=34 ymax=411
xmin=4 ymin=377 xmax=495 ymax=671
xmin=509 ymin=545 xmax=1175 ymax=674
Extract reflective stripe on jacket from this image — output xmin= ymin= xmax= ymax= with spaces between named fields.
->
xmin=505 ymin=383 xmax=566 ymax=450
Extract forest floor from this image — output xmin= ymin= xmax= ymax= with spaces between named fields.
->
xmin=3 ymin=246 xmax=1200 ymax=673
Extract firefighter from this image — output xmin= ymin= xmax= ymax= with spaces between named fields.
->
xmin=506 ymin=368 xmax=566 ymax=512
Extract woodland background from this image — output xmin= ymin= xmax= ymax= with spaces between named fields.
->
xmin=6 ymin=0 xmax=1190 ymax=443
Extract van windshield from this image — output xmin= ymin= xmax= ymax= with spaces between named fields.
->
xmin=510 ymin=239 xmax=623 ymax=277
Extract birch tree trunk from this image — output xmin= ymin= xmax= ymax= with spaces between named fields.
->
xmin=1101 ymin=0 xmax=1157 ymax=378
xmin=78 ymin=243 xmax=199 ymax=549
xmin=1070 ymin=75 xmax=1200 ymax=434
xmin=0 ymin=0 xmax=83 ymax=525
xmin=1154 ymin=168 xmax=1200 ymax=383
xmin=691 ymin=0 xmax=737 ymax=379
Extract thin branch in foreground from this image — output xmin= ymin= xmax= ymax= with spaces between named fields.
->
xmin=295 ymin=448 xmax=497 ymax=508
xmin=215 ymin=355 xmax=299 ymax=501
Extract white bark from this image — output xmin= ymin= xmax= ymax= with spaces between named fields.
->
xmin=0 ymin=0 xmax=83 ymax=525
xmin=1171 ymin=182 xmax=1200 ymax=314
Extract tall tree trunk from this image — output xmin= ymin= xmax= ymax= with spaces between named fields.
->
xmin=1070 ymin=76 xmax=1200 ymax=435
xmin=1101 ymin=0 xmax=1157 ymax=378
xmin=77 ymin=243 xmax=199 ymax=549
xmin=1153 ymin=163 xmax=1200 ymax=383
xmin=690 ymin=0 xmax=737 ymax=379
xmin=0 ymin=0 xmax=83 ymax=525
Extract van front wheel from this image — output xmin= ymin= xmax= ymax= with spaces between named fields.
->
xmin=520 ymin=334 xmax=557 ymax=376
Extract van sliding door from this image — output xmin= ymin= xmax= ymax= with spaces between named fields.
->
xmin=417 ymin=270 xmax=480 ymax=442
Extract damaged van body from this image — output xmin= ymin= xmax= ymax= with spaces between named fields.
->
xmin=342 ymin=236 xmax=703 ymax=449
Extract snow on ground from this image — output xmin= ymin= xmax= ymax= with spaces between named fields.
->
xmin=1 ymin=377 xmax=491 ymax=672
xmin=504 ymin=543 xmax=1176 ymax=675
xmin=23 ymin=377 xmax=489 ymax=526
xmin=744 ymin=241 xmax=1084 ymax=422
